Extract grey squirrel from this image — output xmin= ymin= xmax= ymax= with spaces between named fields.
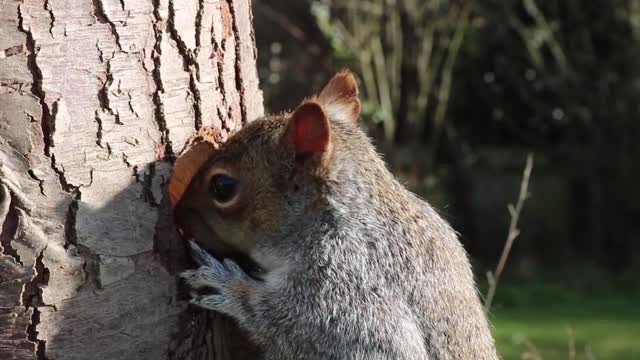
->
xmin=178 ymin=71 xmax=499 ymax=359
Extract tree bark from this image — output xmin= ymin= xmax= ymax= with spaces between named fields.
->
xmin=0 ymin=0 xmax=263 ymax=359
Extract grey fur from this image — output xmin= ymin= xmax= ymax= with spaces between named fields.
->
xmin=181 ymin=114 xmax=499 ymax=359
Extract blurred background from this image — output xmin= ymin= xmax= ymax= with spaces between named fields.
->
xmin=252 ymin=0 xmax=640 ymax=358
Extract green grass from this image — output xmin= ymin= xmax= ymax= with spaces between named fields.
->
xmin=488 ymin=278 xmax=640 ymax=360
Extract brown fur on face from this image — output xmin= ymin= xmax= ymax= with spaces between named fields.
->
xmin=177 ymin=115 xmax=292 ymax=257
xmin=176 ymin=72 xmax=362 ymax=262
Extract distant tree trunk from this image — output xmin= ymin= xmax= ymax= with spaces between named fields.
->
xmin=0 ymin=0 xmax=263 ymax=359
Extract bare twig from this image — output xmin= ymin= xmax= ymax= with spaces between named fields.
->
xmin=567 ymin=327 xmax=576 ymax=360
xmin=371 ymin=37 xmax=395 ymax=140
xmin=484 ymin=154 xmax=534 ymax=313
xmin=522 ymin=0 xmax=569 ymax=74
xmin=584 ymin=344 xmax=597 ymax=360
xmin=519 ymin=336 xmax=543 ymax=360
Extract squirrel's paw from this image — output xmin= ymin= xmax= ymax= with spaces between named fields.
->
xmin=181 ymin=241 xmax=254 ymax=319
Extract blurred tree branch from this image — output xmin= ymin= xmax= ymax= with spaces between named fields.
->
xmin=428 ymin=0 xmax=475 ymax=166
xmin=484 ymin=153 xmax=534 ymax=313
xmin=311 ymin=0 xmax=467 ymax=146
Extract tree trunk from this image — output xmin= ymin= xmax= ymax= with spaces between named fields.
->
xmin=0 ymin=0 xmax=263 ymax=359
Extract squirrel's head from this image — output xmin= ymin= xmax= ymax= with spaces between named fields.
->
xmin=176 ymin=71 xmax=362 ymax=265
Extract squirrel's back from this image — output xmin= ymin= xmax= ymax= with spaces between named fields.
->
xmin=273 ymin=117 xmax=499 ymax=359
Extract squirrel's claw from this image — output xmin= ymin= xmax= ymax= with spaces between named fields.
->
xmin=180 ymin=258 xmax=229 ymax=291
xmin=187 ymin=240 xmax=218 ymax=267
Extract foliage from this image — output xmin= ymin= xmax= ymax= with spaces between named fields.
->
xmin=310 ymin=0 xmax=472 ymax=147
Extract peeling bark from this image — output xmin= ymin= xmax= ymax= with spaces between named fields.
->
xmin=1 ymin=0 xmax=263 ymax=359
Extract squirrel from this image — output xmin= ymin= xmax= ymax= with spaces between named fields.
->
xmin=178 ymin=71 xmax=499 ymax=359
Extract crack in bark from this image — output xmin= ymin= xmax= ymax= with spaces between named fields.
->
xmin=188 ymin=71 xmax=203 ymax=130
xmin=127 ymin=92 xmax=139 ymax=118
xmin=226 ymin=0 xmax=247 ymax=125
xmin=167 ymin=0 xmax=202 ymax=130
xmin=208 ymin=9 xmax=231 ymax=130
xmin=63 ymin=195 xmax=79 ymax=250
xmin=122 ymin=153 xmax=132 ymax=167
xmin=50 ymin=155 xmax=78 ymax=193
xmin=25 ymin=110 xmax=37 ymax=123
xmin=214 ymin=0 xmax=239 ymax=129
xmin=47 ymin=101 xmax=59 ymax=148
xmin=18 ymin=4 xmax=54 ymax=156
xmin=215 ymin=39 xmax=233 ymax=129
xmin=91 ymin=0 xmax=123 ymax=51
xmin=3 ymin=44 xmax=26 ymax=57
xmin=43 ymin=0 xmax=55 ymax=38
xmin=195 ymin=0 xmax=204 ymax=55
xmin=217 ymin=108 xmax=227 ymax=131
xmin=95 ymin=109 xmax=104 ymax=147
xmin=23 ymin=248 xmax=50 ymax=360
xmin=134 ymin=164 xmax=158 ymax=207
xmin=85 ymin=169 xmax=94 ymax=187
xmin=15 ymin=7 xmax=80 ymax=353
xmin=106 ymin=143 xmax=113 ymax=159
xmin=26 ymin=308 xmax=47 ymax=360
xmin=96 ymin=58 xmax=122 ymax=132
xmin=18 ymin=6 xmax=68 ymax=192
xmin=0 ymin=184 xmax=22 ymax=265
xmin=150 ymin=0 xmax=175 ymax=162
xmin=166 ymin=0 xmax=197 ymax=65
xmin=249 ymin=2 xmax=258 ymax=68
xmin=27 ymin=170 xmax=46 ymax=196
xmin=96 ymin=40 xmax=105 ymax=63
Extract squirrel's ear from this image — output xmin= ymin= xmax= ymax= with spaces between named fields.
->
xmin=288 ymin=101 xmax=331 ymax=160
xmin=318 ymin=70 xmax=361 ymax=124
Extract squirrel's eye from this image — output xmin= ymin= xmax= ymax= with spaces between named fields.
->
xmin=209 ymin=174 xmax=239 ymax=205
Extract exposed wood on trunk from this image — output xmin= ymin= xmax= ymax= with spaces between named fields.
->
xmin=0 ymin=0 xmax=263 ymax=358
